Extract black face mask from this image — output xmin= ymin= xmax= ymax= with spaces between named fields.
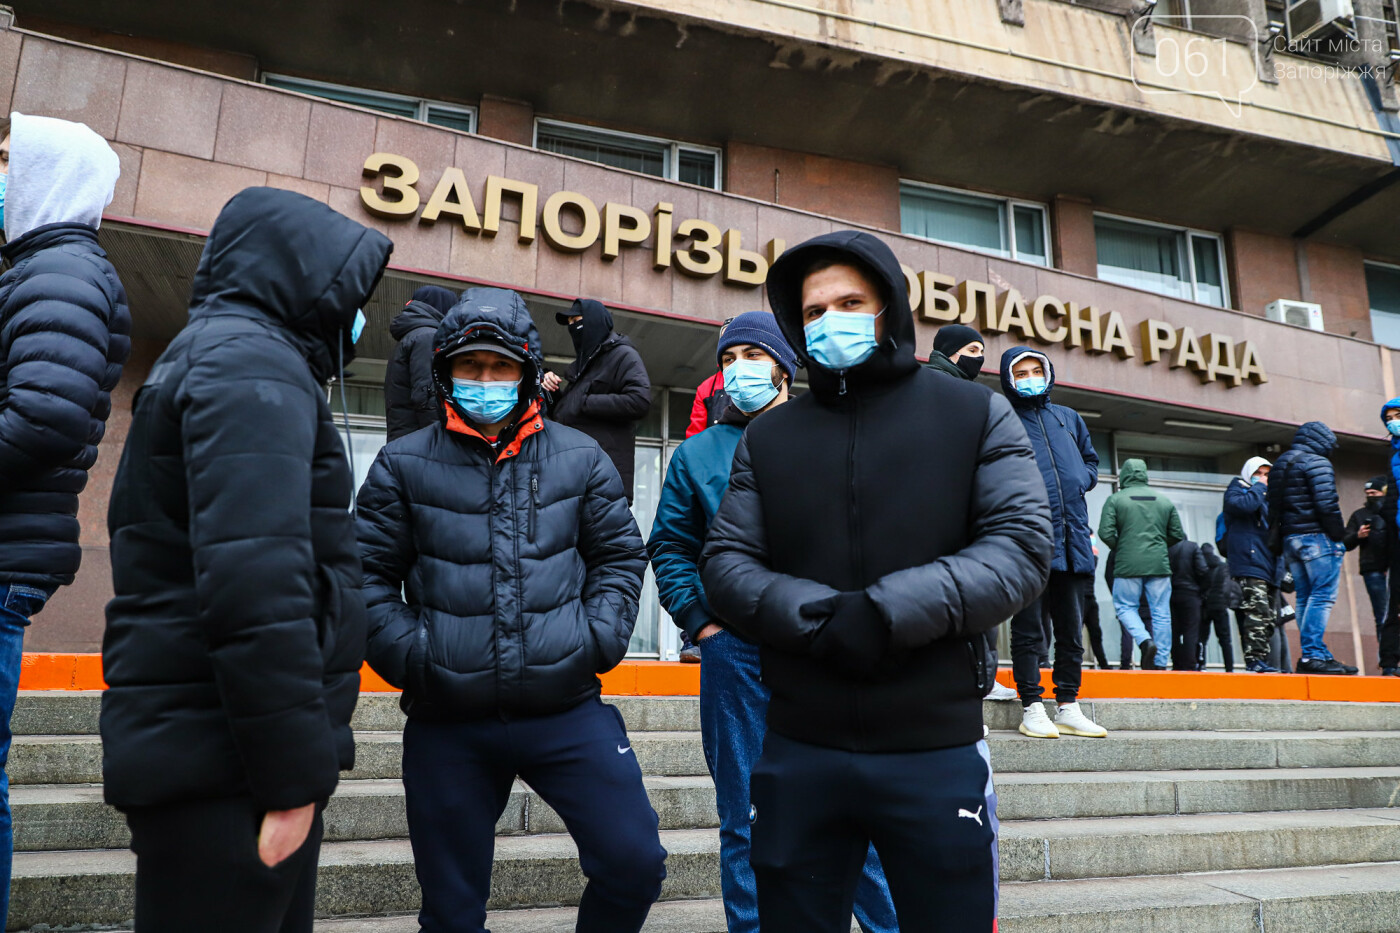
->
xmin=568 ymin=321 xmax=585 ymax=352
xmin=955 ymin=354 xmax=985 ymax=380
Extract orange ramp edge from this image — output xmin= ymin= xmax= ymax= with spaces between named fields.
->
xmin=17 ymin=654 xmax=1400 ymax=701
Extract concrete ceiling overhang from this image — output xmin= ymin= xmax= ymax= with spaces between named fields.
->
xmin=16 ymin=0 xmax=1400 ymax=259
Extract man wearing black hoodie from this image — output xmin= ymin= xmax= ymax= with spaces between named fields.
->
xmin=102 ymin=188 xmax=392 ymax=933
xmin=384 ymin=284 xmax=458 ymax=440
xmin=701 ymin=231 xmax=1051 ymax=932
xmin=547 ymin=298 xmax=652 ymax=502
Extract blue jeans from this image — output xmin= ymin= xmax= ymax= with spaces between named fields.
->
xmin=1285 ymin=533 xmax=1346 ymax=661
xmin=1111 ymin=576 xmax=1172 ymax=659
xmin=698 ymin=629 xmax=897 ymax=933
xmin=0 ymin=584 xmax=43 ymax=926
xmin=1363 ymin=571 xmax=1388 ymax=638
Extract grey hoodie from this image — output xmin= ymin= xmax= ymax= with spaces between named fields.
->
xmin=6 ymin=112 xmax=120 ymax=241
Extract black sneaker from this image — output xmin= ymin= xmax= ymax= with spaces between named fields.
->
xmin=1296 ymin=657 xmax=1354 ymax=675
xmin=1383 ymin=668 xmax=1400 ymax=677
xmin=1246 ymin=658 xmax=1280 ymax=673
xmin=1139 ymin=640 xmax=1157 ymax=671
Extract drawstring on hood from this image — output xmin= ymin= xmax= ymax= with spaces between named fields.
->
xmin=5 ymin=112 xmax=120 ymax=242
xmin=765 ymin=231 xmax=917 ymax=402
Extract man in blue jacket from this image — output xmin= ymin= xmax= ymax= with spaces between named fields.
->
xmin=648 ymin=312 xmax=896 ymax=933
xmin=1267 ymin=422 xmax=1356 ymax=675
xmin=1223 ymin=457 xmax=1282 ymax=672
xmin=357 ymin=289 xmax=666 ymax=933
xmin=0 ymin=113 xmax=126 ymax=918
xmin=999 ymin=348 xmax=1106 ymax=740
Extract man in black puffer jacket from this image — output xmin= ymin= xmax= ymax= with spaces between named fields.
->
xmin=1167 ymin=539 xmax=1210 ymax=670
xmin=546 ymin=297 xmax=651 ymax=502
xmin=1267 ymin=421 xmax=1355 ymax=674
xmin=102 ymin=188 xmax=391 ymax=933
xmin=384 ymin=284 xmax=458 ymax=440
xmin=0 ymin=112 xmax=125 ymax=918
xmin=700 ymin=231 xmax=1051 ymax=932
xmin=357 ymin=288 xmax=665 ymax=933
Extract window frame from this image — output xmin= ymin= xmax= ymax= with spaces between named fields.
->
xmin=532 ymin=118 xmax=723 ymax=190
xmin=898 ymin=179 xmax=1052 ymax=267
xmin=262 ymin=73 xmax=477 ymax=133
xmin=1092 ymin=210 xmax=1231 ymax=308
xmin=1365 ymin=259 xmax=1400 ymax=348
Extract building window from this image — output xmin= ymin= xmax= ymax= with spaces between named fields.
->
xmin=1094 ymin=215 xmax=1229 ymax=308
xmin=534 ymin=119 xmax=722 ymax=189
xmin=899 ymin=182 xmax=1050 ymax=266
xmin=263 ymin=74 xmax=476 ymax=133
xmin=1367 ymin=261 xmax=1400 ymax=348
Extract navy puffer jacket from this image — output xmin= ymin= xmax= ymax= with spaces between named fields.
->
xmin=1267 ymin=422 xmax=1345 ymax=543
xmin=1222 ymin=476 xmax=1279 ymax=582
xmin=102 ymin=188 xmax=392 ymax=811
xmin=999 ymin=347 xmax=1098 ymax=575
xmin=357 ymin=289 xmax=647 ymax=721
xmin=0 ymin=222 xmax=130 ymax=591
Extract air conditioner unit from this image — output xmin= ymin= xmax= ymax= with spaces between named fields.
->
xmin=1265 ymin=299 xmax=1325 ymax=331
xmin=1285 ymin=0 xmax=1356 ymax=44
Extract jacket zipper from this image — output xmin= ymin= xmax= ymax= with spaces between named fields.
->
xmin=529 ymin=473 xmax=540 ymax=543
xmin=1036 ymin=408 xmax=1071 ymax=560
xmin=848 ymin=397 xmax=863 ymax=584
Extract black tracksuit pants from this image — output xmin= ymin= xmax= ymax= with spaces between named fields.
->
xmin=401 ymin=698 xmax=667 ymax=933
xmin=749 ymin=731 xmax=997 ymax=933
xmin=125 ymin=796 xmax=323 ymax=933
xmin=1170 ymin=591 xmax=1202 ymax=671
xmin=1197 ymin=604 xmax=1235 ymax=671
xmin=1011 ymin=571 xmax=1086 ymax=704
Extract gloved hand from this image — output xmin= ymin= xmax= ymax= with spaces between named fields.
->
xmin=804 ymin=591 xmax=890 ymax=679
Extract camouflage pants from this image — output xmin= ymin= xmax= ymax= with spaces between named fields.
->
xmin=1236 ymin=577 xmax=1276 ymax=662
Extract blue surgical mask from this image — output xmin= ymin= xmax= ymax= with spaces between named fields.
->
xmin=1387 ymin=420 xmax=1400 ymax=438
xmin=803 ymin=309 xmax=882 ymax=370
xmin=350 ymin=309 xmax=366 ymax=345
xmin=1015 ymin=376 xmax=1049 ymax=397
xmin=452 ymin=378 xmax=519 ymax=425
xmin=724 ymin=359 xmax=781 ymax=413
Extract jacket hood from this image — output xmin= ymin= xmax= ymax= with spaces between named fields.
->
xmin=1292 ymin=421 xmax=1338 ymax=458
xmin=432 ymin=287 xmax=545 ymax=413
xmin=390 ymin=285 xmax=458 ymax=340
xmin=998 ymin=346 xmax=1055 ymax=408
xmin=1382 ymin=398 xmax=1400 ymax=450
xmin=5 ymin=112 xmax=120 ymax=242
xmin=1240 ymin=456 xmax=1271 ymax=483
xmin=188 ymin=187 xmax=392 ymax=384
xmin=1119 ymin=458 xmax=1150 ymax=488
xmin=558 ymin=298 xmax=613 ymax=367
xmin=765 ymin=230 xmax=917 ymax=399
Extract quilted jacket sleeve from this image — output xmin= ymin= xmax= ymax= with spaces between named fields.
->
xmin=356 ymin=449 xmax=423 ymax=690
xmin=700 ymin=433 xmax=842 ymax=652
xmin=647 ymin=445 xmax=716 ymax=642
xmin=0 ymin=248 xmax=117 ymax=482
xmin=180 ymin=341 xmax=339 ymax=811
xmin=867 ymin=393 xmax=1052 ymax=650
xmin=577 ymin=444 xmax=648 ymax=671
xmin=1305 ymin=455 xmax=1346 ymax=541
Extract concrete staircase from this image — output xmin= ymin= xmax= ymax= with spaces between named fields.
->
xmin=9 ymin=692 xmax=1400 ymax=932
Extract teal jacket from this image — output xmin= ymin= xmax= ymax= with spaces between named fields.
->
xmin=1098 ymin=459 xmax=1185 ymax=578
xmin=646 ymin=421 xmax=746 ymax=641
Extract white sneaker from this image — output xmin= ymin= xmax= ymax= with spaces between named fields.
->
xmin=986 ymin=681 xmax=1019 ymax=701
xmin=1019 ymin=703 xmax=1060 ymax=739
xmin=1054 ymin=702 xmax=1108 ymax=738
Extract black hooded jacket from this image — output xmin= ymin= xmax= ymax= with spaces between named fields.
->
xmin=1267 ymin=421 xmax=1345 ymax=543
xmin=356 ymin=289 xmax=647 ymax=721
xmin=1344 ymin=498 xmax=1389 ymax=574
xmin=384 ymin=285 xmax=457 ymax=441
xmin=700 ymin=230 xmax=1051 ymax=753
xmin=101 ymin=188 xmax=392 ymax=811
xmin=549 ymin=299 xmax=651 ymax=501
xmin=0 ymin=223 xmax=131 ymax=592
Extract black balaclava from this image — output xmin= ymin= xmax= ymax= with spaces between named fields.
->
xmin=557 ymin=298 xmax=613 ymax=366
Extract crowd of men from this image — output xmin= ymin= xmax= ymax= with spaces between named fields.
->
xmin=1 ymin=111 xmax=1396 ymax=933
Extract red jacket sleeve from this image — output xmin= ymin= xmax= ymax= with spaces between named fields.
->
xmin=686 ymin=371 xmax=722 ymax=438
